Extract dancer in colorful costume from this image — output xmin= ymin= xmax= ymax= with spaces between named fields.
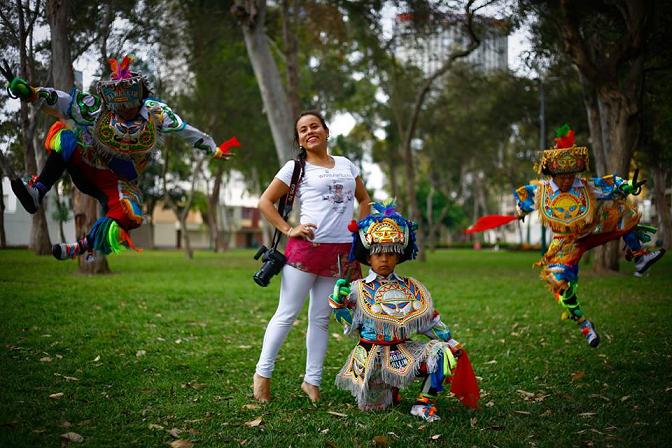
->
xmin=329 ymin=200 xmax=479 ymax=421
xmin=1 ymin=57 xmax=238 ymax=259
xmin=513 ymin=124 xmax=665 ymax=347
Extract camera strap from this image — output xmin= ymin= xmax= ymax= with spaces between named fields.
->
xmin=271 ymin=158 xmax=305 ymax=249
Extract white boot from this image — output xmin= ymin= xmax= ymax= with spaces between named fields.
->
xmin=634 ymin=249 xmax=665 ymax=277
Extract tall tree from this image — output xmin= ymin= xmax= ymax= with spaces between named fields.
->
xmin=521 ymin=0 xmax=653 ymax=271
xmin=46 ymin=0 xmax=110 ymax=273
xmin=1 ymin=0 xmax=52 ymax=254
xmin=232 ymin=0 xmax=294 ymax=164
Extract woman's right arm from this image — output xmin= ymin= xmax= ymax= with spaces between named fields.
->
xmin=258 ymin=178 xmax=292 ymax=236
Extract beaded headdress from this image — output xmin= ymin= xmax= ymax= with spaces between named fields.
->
xmin=349 ymin=199 xmax=418 ymax=265
xmin=536 ymin=124 xmax=590 ymax=175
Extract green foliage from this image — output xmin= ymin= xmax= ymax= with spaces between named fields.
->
xmin=415 ymin=180 xmax=466 ymax=229
xmin=0 ymin=249 xmax=671 ymax=446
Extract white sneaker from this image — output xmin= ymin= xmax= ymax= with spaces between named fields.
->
xmin=634 ymin=249 xmax=665 ymax=276
xmin=410 ymin=403 xmax=441 ymax=422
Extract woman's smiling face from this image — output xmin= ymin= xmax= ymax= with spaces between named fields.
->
xmin=296 ymin=114 xmax=329 ymax=153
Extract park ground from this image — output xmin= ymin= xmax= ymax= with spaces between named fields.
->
xmin=0 ymin=248 xmax=671 ymax=447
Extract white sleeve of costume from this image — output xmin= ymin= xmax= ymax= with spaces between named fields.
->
xmin=147 ymin=99 xmax=217 ymax=155
xmin=34 ymin=88 xmax=74 ymax=119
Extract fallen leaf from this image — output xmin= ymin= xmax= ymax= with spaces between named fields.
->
xmin=485 ymin=401 xmax=495 ymax=407
xmin=320 ymin=428 xmax=329 ymax=434
xmin=620 ymin=395 xmax=631 ymax=402
xmin=61 ymin=421 xmax=72 ymax=428
xmin=243 ymin=404 xmax=259 ymax=410
xmin=237 ymin=345 xmax=252 ymax=349
xmin=540 ymin=410 xmax=553 ymax=417
xmin=136 ymin=350 xmax=146 ymax=357
xmin=579 ymin=412 xmax=596 ymax=417
xmin=39 ymin=356 xmax=52 ymax=362
xmin=373 ymin=435 xmax=389 ymax=446
xmin=93 ymin=355 xmax=100 ymax=362
xmin=571 ymin=371 xmax=586 ymax=381
xmin=49 ymin=392 xmax=64 ymax=400
xmin=387 ymin=432 xmax=399 ymax=439
xmin=148 ymin=423 xmax=164 ymax=430
xmin=517 ymin=390 xmax=535 ymax=399
xmin=513 ymin=410 xmax=531 ymax=415
xmin=430 ymin=434 xmax=442 ymax=440
xmin=169 ymin=428 xmax=182 ymax=438
xmin=182 ymin=382 xmax=206 ymax=390
xmin=169 ymin=440 xmax=194 ymax=448
xmin=327 ymin=411 xmax=348 ymax=418
xmin=485 ymin=359 xmax=497 ymax=364
xmin=470 ymin=417 xmax=477 ymax=428
xmin=244 ymin=417 xmax=263 ymax=427
xmin=60 ymin=432 xmax=84 ymax=443
xmin=63 ymin=376 xmax=79 ymax=382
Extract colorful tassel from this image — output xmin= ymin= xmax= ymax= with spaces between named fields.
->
xmin=88 ymin=217 xmax=141 ymax=255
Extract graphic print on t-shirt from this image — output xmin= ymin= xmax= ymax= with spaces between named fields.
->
xmin=322 ymin=180 xmax=354 ymax=214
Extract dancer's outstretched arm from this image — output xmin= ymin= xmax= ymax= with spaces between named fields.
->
xmin=148 ymin=99 xmax=236 ymax=160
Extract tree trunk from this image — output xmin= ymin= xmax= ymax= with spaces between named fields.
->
xmin=281 ymin=0 xmax=301 ymax=119
xmin=207 ymin=165 xmax=225 ymax=252
xmin=232 ymin=0 xmax=294 ymax=164
xmin=652 ymin=163 xmax=671 ymax=250
xmin=47 ymin=0 xmax=110 ymax=273
xmin=0 ymin=178 xmax=5 ymax=247
xmin=179 ymin=212 xmax=193 ymax=259
xmin=54 ymin=185 xmax=66 ymax=243
xmin=557 ymin=0 xmax=648 ymax=273
xmin=15 ymin=0 xmax=51 ymax=255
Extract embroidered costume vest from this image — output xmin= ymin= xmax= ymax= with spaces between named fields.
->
xmin=356 ymin=277 xmax=434 ymax=341
xmin=93 ymin=110 xmax=158 ymax=159
xmin=539 ymin=180 xmax=596 ymax=235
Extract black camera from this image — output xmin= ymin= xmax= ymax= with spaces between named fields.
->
xmin=253 ymin=245 xmax=286 ymax=287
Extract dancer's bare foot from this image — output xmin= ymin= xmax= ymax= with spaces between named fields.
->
xmin=253 ymin=373 xmax=271 ymax=402
xmin=301 ymin=382 xmax=320 ymax=402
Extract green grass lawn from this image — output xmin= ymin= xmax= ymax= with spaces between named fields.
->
xmin=1 ymin=248 xmax=670 ymax=447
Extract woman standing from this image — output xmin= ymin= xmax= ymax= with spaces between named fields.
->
xmin=254 ymin=111 xmax=371 ymax=402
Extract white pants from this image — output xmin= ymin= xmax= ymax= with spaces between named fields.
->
xmin=255 ymin=264 xmax=336 ymax=387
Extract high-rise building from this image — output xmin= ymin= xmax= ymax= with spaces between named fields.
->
xmin=394 ymin=12 xmax=508 ymax=75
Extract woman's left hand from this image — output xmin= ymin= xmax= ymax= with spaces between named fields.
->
xmin=290 ymin=223 xmax=317 ymax=240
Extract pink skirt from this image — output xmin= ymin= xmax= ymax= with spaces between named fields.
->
xmin=285 ymin=237 xmax=362 ymax=279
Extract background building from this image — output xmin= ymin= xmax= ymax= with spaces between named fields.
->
xmin=394 ymin=12 xmax=508 ymax=75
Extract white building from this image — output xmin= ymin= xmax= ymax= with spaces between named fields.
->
xmin=394 ymin=12 xmax=508 ymax=75
xmin=2 ymin=176 xmax=76 ymax=246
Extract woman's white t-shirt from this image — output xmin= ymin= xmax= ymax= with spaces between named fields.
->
xmin=275 ymin=155 xmax=359 ymax=243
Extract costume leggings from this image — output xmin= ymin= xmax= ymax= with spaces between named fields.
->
xmin=255 ymin=264 xmax=337 ymax=387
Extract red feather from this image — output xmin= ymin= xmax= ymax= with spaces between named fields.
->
xmin=108 ymin=58 xmax=118 ymax=76
xmin=554 ymin=129 xmax=575 ymax=148
xmin=120 ymin=56 xmax=131 ymax=71
xmin=218 ymin=136 xmax=241 ymax=155
xmin=465 ymin=214 xmax=518 ymax=233
xmin=448 ymin=351 xmax=480 ymax=409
